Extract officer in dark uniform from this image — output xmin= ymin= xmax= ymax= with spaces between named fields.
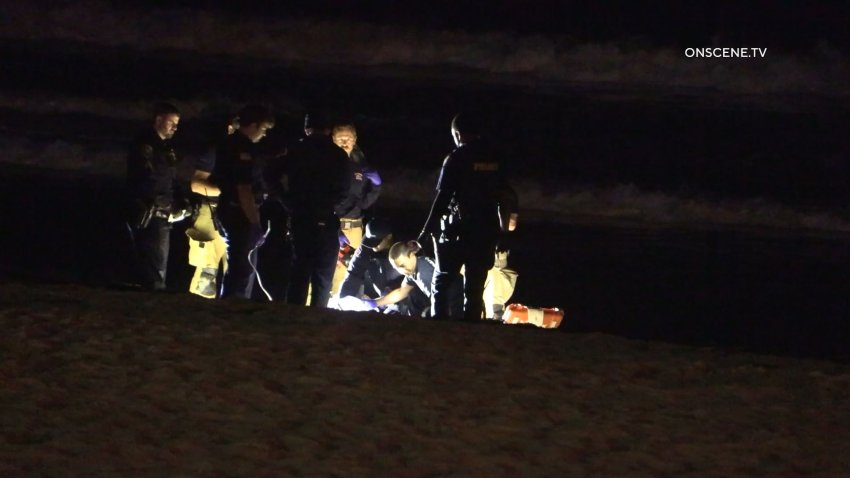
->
xmin=418 ymin=112 xmax=518 ymax=320
xmin=125 ymin=102 xmax=183 ymax=291
xmin=211 ymin=104 xmax=275 ymax=299
xmin=274 ymin=112 xmax=349 ymax=307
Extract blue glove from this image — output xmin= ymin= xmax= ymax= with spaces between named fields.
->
xmin=249 ymin=224 xmax=266 ymax=249
xmin=363 ymin=168 xmax=382 ymax=186
xmin=363 ymin=299 xmax=378 ymax=309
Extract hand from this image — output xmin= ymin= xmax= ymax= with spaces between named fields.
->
xmin=249 ymin=224 xmax=266 ymax=249
xmin=363 ymin=299 xmax=378 ymax=309
xmin=363 ymin=169 xmax=382 ymax=186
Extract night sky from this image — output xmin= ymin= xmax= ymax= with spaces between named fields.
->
xmin=136 ymin=0 xmax=850 ymax=50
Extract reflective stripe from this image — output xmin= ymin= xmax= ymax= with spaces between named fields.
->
xmin=340 ymin=218 xmax=363 ymax=229
xmin=527 ymin=308 xmax=545 ymax=327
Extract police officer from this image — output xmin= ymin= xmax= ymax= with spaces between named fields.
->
xmin=212 ymin=104 xmax=275 ymax=299
xmin=125 ymin=102 xmax=184 ymax=291
xmin=418 ymin=112 xmax=518 ymax=320
xmin=276 ymin=112 xmax=349 ymax=307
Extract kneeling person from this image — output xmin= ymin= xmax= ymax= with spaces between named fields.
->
xmin=337 ymin=220 xmax=428 ymax=316
xmin=372 ymin=241 xmax=462 ymax=317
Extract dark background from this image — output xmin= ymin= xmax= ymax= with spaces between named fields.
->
xmin=131 ymin=0 xmax=850 ymax=51
xmin=1 ymin=1 xmax=849 ymax=359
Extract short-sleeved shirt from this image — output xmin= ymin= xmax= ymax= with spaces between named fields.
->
xmin=126 ymin=128 xmax=179 ymax=209
xmin=212 ymin=132 xmax=266 ymax=207
xmin=402 ymin=256 xmax=437 ymax=297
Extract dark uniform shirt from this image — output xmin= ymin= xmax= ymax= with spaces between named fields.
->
xmin=434 ymin=141 xmax=507 ymax=239
xmin=212 ymin=132 xmax=267 ymax=207
xmin=275 ymin=135 xmax=350 ymax=222
xmin=339 ymin=245 xmax=403 ymax=299
xmin=402 ymin=257 xmax=437 ymax=298
xmin=335 ymin=147 xmax=382 ymax=220
xmin=194 ymin=145 xmax=217 ymax=174
xmin=126 ymin=128 xmax=179 ymax=210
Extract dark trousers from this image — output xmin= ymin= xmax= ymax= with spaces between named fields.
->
xmin=286 ymin=217 xmax=340 ymax=307
xmin=220 ymin=207 xmax=258 ymax=299
xmin=130 ymin=217 xmax=171 ymax=291
xmin=433 ymin=234 xmax=497 ymax=320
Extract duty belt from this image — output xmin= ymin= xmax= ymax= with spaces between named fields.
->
xmin=340 ymin=218 xmax=363 ymax=230
xmin=152 ymin=208 xmax=171 ymax=219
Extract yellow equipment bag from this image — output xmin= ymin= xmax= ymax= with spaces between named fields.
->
xmin=186 ymin=204 xmax=228 ymax=299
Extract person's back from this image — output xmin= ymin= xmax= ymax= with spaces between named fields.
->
xmin=285 ymin=134 xmax=349 ymax=222
xmin=419 ymin=112 xmax=516 ymax=320
xmin=283 ymin=113 xmax=351 ymax=307
xmin=438 ymin=140 xmax=504 ymax=240
xmin=340 ymin=245 xmax=402 ymax=299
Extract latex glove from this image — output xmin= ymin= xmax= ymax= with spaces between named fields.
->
xmin=337 ymin=296 xmax=377 ymax=312
xmin=363 ymin=169 xmax=382 ymax=186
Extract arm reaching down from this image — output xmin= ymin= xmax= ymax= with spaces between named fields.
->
xmin=376 ymin=283 xmax=415 ymax=307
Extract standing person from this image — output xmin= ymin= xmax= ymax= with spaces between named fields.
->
xmin=330 ymin=122 xmax=382 ymax=297
xmin=278 ymin=113 xmax=350 ymax=307
xmin=185 ymin=115 xmax=239 ymax=298
xmin=332 ymin=122 xmax=382 ymax=247
xmin=125 ymin=102 xmax=185 ymax=291
xmin=417 ymin=112 xmax=518 ymax=321
xmin=212 ymin=105 xmax=275 ymax=299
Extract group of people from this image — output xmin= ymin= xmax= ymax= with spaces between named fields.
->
xmin=125 ymin=102 xmax=518 ymax=320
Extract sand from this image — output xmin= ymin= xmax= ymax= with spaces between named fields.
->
xmin=2 ymin=282 xmax=849 ymax=477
